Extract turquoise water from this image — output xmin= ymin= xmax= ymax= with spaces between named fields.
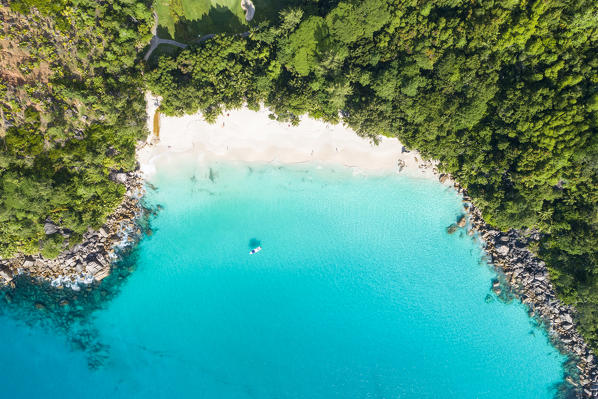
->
xmin=0 ymin=162 xmax=567 ymax=398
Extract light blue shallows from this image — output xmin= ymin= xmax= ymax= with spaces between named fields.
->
xmin=0 ymin=162 xmax=566 ymax=398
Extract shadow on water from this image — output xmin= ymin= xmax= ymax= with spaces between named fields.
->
xmin=190 ymin=170 xmax=217 ymax=184
xmin=555 ymin=357 xmax=583 ymax=399
xmin=208 ymin=167 xmax=217 ymax=182
xmin=0 ymin=201 xmax=161 ymax=370
xmin=248 ymin=238 xmax=261 ymax=249
xmin=0 ymin=246 xmax=141 ymax=369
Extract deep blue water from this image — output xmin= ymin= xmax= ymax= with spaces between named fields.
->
xmin=0 ymin=162 xmax=566 ymax=398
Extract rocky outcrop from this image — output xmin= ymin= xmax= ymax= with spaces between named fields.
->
xmin=0 ymin=171 xmax=145 ymax=289
xmin=446 ymin=214 xmax=467 ymax=234
xmin=448 ymin=177 xmax=598 ymax=398
xmin=43 ymin=222 xmax=59 ymax=235
xmin=241 ymin=0 xmax=255 ymax=21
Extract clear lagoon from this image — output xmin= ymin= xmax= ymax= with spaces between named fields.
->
xmin=0 ymin=161 xmax=567 ymax=398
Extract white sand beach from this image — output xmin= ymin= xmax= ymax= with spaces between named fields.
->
xmin=139 ymin=94 xmax=438 ymax=178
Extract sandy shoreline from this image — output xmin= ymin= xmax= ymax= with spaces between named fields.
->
xmin=139 ymin=94 xmax=437 ymax=179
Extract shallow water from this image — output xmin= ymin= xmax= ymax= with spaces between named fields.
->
xmin=0 ymin=162 xmax=566 ymax=398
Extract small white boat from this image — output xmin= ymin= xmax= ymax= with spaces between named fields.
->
xmin=249 ymin=246 xmax=262 ymax=255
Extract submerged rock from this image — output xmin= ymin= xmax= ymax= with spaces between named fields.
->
xmin=492 ymin=280 xmax=502 ymax=296
xmin=447 ymin=224 xmax=459 ymax=234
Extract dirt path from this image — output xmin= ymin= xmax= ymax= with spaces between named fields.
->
xmin=143 ymin=12 xmax=189 ymax=61
xmin=143 ymin=4 xmax=251 ymax=62
xmin=143 ymin=37 xmax=188 ymax=61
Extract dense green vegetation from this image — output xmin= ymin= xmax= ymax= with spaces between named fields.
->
xmin=0 ymin=0 xmax=152 ymax=257
xmin=146 ymin=0 xmax=598 ymax=350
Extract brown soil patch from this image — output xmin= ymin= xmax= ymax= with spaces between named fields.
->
xmin=0 ymin=40 xmax=51 ymax=86
xmin=0 ymin=39 xmax=27 ymax=85
xmin=0 ymin=7 xmax=52 ymax=86
xmin=153 ymin=107 xmax=161 ymax=138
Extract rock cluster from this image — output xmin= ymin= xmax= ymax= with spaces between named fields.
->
xmin=446 ymin=177 xmax=598 ymax=398
xmin=0 ymin=171 xmax=145 ymax=289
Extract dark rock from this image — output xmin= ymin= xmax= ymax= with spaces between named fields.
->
xmin=457 ymin=214 xmax=467 ymax=227
xmin=44 ymin=222 xmax=59 ymax=235
xmin=447 ymin=224 xmax=459 ymax=234
xmin=397 ymin=159 xmax=406 ymax=172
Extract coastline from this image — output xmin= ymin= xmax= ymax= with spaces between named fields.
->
xmin=460 ymin=188 xmax=598 ymax=396
xmin=1 ymin=93 xmax=596 ymax=396
xmin=0 ymin=172 xmax=145 ymax=289
xmin=139 ymin=94 xmax=438 ymax=179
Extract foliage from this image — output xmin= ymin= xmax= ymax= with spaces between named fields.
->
xmin=0 ymin=0 xmax=152 ymax=257
xmin=147 ymin=0 xmax=598 ymax=351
